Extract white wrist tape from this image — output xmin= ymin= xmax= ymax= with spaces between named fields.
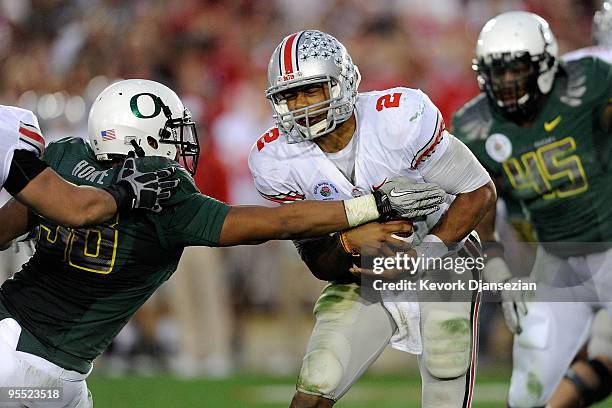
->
xmin=344 ymin=194 xmax=380 ymax=227
xmin=483 ymin=256 xmax=512 ymax=283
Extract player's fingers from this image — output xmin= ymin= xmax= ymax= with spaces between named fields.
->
xmin=381 ymin=244 xmax=403 ymax=258
xmin=517 ymin=299 xmax=528 ymax=316
xmin=407 ymin=205 xmax=441 ymax=218
xmin=382 ymin=220 xmax=411 ymax=226
xmin=123 ymin=156 xmax=136 ymax=169
xmin=412 ymin=195 xmax=445 ymax=206
xmin=349 ymin=266 xmax=373 ymax=277
xmin=381 ymin=221 xmax=412 ymax=233
xmin=385 ymin=235 xmax=410 ymax=247
xmin=155 ymin=167 xmax=176 ymax=179
xmin=159 ymin=179 xmax=180 ymax=190
xmin=157 ymin=191 xmax=172 ymax=200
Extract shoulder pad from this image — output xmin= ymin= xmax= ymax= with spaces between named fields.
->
xmin=560 ymin=58 xmax=588 ymax=99
xmin=452 ymin=94 xmax=492 ymax=142
xmin=45 ymin=137 xmax=86 ymax=157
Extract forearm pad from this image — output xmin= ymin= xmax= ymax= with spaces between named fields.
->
xmin=293 ymin=234 xmax=358 ymax=284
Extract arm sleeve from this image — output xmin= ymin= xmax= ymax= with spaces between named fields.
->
xmin=293 ymin=236 xmax=358 ymax=284
xmin=420 ymin=135 xmax=491 ymax=194
xmin=410 ymin=93 xmax=491 ymax=194
xmin=4 ymin=150 xmax=49 ymax=196
xmin=15 ymin=110 xmax=45 ymax=158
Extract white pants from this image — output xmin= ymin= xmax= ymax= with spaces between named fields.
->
xmin=0 ymin=318 xmax=92 ymax=408
xmin=295 ymin=283 xmax=480 ymax=408
xmin=508 ymin=246 xmax=612 ymax=407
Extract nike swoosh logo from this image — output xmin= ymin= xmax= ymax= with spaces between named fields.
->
xmin=371 ymin=178 xmax=388 ymax=191
xmin=389 ymin=188 xmax=415 ymax=197
xmin=544 ymin=115 xmax=561 ymax=132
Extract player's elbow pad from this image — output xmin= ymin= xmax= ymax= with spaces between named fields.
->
xmin=421 ymin=135 xmax=491 ymax=195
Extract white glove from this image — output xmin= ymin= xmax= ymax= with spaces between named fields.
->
xmin=343 ymin=177 xmax=445 ymax=227
xmin=374 ymin=177 xmax=445 ymax=220
xmin=483 ymin=257 xmax=528 ymax=334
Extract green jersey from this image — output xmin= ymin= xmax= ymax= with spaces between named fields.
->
xmin=0 ymin=137 xmax=230 ymax=373
xmin=453 ymin=57 xmax=612 ymax=245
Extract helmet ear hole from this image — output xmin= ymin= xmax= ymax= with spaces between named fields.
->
xmin=147 ymin=136 xmax=159 ymax=150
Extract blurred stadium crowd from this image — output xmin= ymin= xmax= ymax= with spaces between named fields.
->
xmin=0 ymin=0 xmax=601 ymax=378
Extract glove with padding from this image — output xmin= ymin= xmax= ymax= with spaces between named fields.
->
xmin=104 ymin=153 xmax=180 ymax=213
xmin=372 ymin=177 xmax=445 ymax=221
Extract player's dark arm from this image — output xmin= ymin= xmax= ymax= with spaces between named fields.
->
xmin=13 ymin=167 xmax=119 ymax=228
xmin=6 ymin=150 xmax=118 ymax=227
xmin=219 ymin=176 xmax=446 ymax=246
xmin=218 ymin=201 xmax=353 ymax=245
xmin=294 ymin=235 xmax=355 ymax=282
xmin=418 ymin=135 xmax=497 ymax=246
xmin=0 ymin=198 xmax=31 ymax=250
xmin=217 ymin=177 xmax=446 ymax=246
xmin=7 ymin=150 xmax=177 ymax=228
xmin=430 ymin=180 xmax=496 ymax=245
xmin=293 ymin=221 xmax=413 ymax=281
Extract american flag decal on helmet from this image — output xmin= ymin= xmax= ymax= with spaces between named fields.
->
xmin=258 ymin=189 xmax=305 ymax=204
xmin=101 ymin=129 xmax=116 ymax=141
xmin=278 ymin=31 xmax=304 ymax=80
xmin=18 ymin=121 xmax=45 ymax=157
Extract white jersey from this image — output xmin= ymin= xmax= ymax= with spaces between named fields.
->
xmin=562 ymin=45 xmax=612 ymax=63
xmin=250 ymin=88 xmax=451 ymax=203
xmin=0 ymin=106 xmax=45 ymax=189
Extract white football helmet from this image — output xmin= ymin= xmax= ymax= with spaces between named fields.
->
xmin=266 ymin=30 xmax=361 ymax=143
xmin=88 ymin=79 xmax=200 ymax=174
xmin=594 ymin=1 xmax=612 ymax=47
xmin=474 ymin=11 xmax=558 ymax=117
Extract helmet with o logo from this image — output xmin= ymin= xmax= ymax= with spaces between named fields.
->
xmin=88 ymin=79 xmax=200 ymax=174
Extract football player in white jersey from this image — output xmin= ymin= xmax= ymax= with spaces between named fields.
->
xmin=249 ymin=30 xmax=496 ymax=408
xmin=0 ymin=105 xmax=178 ymax=232
xmin=546 ymin=3 xmax=612 ymax=406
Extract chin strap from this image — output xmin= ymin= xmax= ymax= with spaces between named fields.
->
xmin=130 ymin=140 xmax=146 ymax=158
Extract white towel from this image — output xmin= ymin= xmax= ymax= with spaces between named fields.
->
xmin=382 ymin=297 xmax=423 ymax=354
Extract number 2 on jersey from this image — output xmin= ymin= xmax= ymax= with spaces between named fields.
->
xmin=376 ymin=93 xmax=402 ymax=111
xmin=257 ymin=128 xmax=280 ymax=151
xmin=38 ymin=215 xmax=119 ymax=274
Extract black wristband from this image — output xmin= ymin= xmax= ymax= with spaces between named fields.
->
xmin=373 ymin=190 xmax=397 ymax=221
xmin=103 ymin=181 xmax=134 ymax=212
xmin=4 ymin=150 xmax=49 ymax=195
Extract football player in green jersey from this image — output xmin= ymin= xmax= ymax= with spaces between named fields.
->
xmin=452 ymin=11 xmax=612 ymax=407
xmin=0 ymin=105 xmax=178 ymax=232
xmin=0 ymin=79 xmax=444 ymax=407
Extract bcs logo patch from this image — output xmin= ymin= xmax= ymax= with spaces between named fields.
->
xmin=313 ymin=181 xmax=339 ymax=200
xmin=485 ymin=133 xmax=512 ymax=163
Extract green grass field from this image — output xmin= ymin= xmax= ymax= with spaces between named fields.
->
xmin=85 ymin=370 xmax=609 ymax=408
